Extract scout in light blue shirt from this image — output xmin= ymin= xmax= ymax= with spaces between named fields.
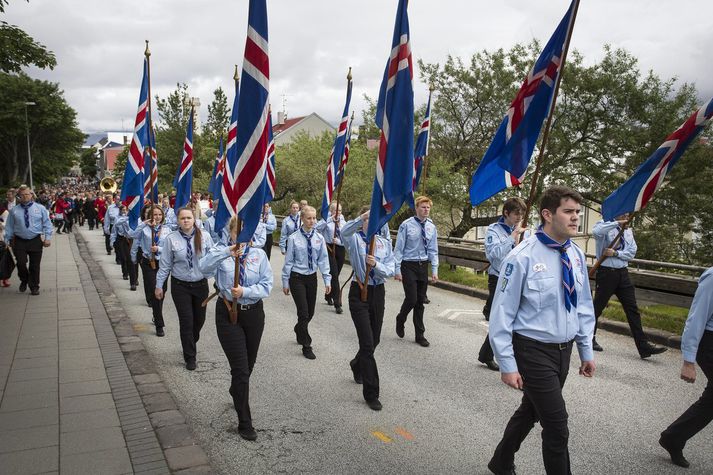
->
xmin=261 ymin=207 xmax=277 ymax=233
xmin=204 ymin=215 xmax=220 ymax=243
xmin=316 ymin=214 xmax=347 ymax=247
xmin=103 ymin=202 xmax=121 ymax=234
xmin=279 ymin=201 xmax=301 ymax=254
xmin=341 ymin=214 xmax=395 ymax=286
xmin=219 ymin=223 xmax=266 ymax=249
xmin=110 ymin=212 xmax=129 ymax=248
xmin=4 ymin=199 xmax=53 ymax=243
xmin=592 ymin=219 xmax=637 ymax=269
xmin=281 ymin=224 xmax=331 ymax=289
xmin=156 ymin=228 xmax=214 ymax=288
xmin=198 ymin=243 xmax=273 ymax=305
xmin=680 ymin=267 xmax=713 ymax=364
xmin=393 ymin=215 xmax=439 ymax=277
xmin=129 ymin=220 xmax=171 ymax=264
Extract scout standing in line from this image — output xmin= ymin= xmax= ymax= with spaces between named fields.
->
xmin=476 ymin=197 xmax=527 ymax=372
xmin=199 ymin=216 xmax=273 ymax=441
xmin=260 ymin=203 xmax=277 ymax=260
xmin=394 ymin=195 xmax=438 ymax=347
xmin=110 ymin=204 xmax=139 ymax=290
xmin=487 ymin=186 xmax=596 ymax=475
xmin=282 ymin=206 xmax=331 ymax=360
xmin=341 ymin=207 xmax=395 ymax=411
xmin=155 ymin=207 xmax=214 ymax=370
xmin=103 ymin=194 xmax=121 ymax=259
xmin=316 ymin=202 xmax=347 ymax=314
xmin=279 ymin=200 xmax=301 ymax=254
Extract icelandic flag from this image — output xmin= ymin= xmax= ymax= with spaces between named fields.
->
xmin=602 ymin=97 xmax=713 ymax=221
xmin=208 ymin=137 xmax=224 ymax=205
xmin=469 ymin=0 xmax=577 ymax=205
xmin=172 ymin=108 xmax=194 ymax=213
xmin=264 ymin=113 xmax=276 ymax=203
xmin=320 ymin=77 xmax=353 ymax=220
xmin=413 ymin=89 xmax=432 ymax=191
xmin=230 ymin=0 xmax=271 ymax=243
xmin=215 ymin=75 xmax=240 ymax=236
xmin=143 ymin=126 xmax=158 ymax=205
xmin=366 ymin=0 xmax=414 ymax=239
xmin=120 ymin=56 xmax=150 ymax=229
xmin=336 ymin=121 xmax=353 ymax=185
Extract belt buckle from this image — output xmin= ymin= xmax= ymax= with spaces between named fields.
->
xmin=558 ymin=343 xmax=567 ymax=350
xmin=239 ymin=304 xmax=251 ymax=311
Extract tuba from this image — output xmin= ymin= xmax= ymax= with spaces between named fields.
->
xmin=100 ymin=177 xmax=118 ymax=193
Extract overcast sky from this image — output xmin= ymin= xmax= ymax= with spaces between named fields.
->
xmin=6 ymin=0 xmax=712 ymax=133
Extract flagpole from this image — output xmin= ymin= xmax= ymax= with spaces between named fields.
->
xmin=331 ymin=68 xmax=353 ymax=249
xmin=361 ymin=237 xmax=376 ymax=302
xmin=144 ymin=40 xmax=158 ymax=269
xmin=521 ymin=0 xmax=581 ymax=231
xmin=420 ymin=83 xmax=434 ymax=196
xmin=588 ymin=213 xmax=634 ymax=278
xmin=231 ymin=65 xmax=242 ymax=324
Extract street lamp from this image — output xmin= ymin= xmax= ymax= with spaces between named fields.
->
xmin=24 ymin=101 xmax=36 ymax=190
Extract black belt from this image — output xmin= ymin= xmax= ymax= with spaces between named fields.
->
xmin=514 ymin=332 xmax=573 ymax=351
xmin=14 ymin=235 xmax=41 ymax=242
xmin=350 ymin=280 xmax=382 ymax=289
xmin=222 ymin=299 xmax=263 ymax=311
xmin=171 ymin=277 xmax=207 ymax=287
xmin=598 ymin=266 xmax=627 ymax=272
xmin=404 ymin=260 xmax=429 ymax=266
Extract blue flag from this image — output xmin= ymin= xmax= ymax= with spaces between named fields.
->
xmin=173 ymin=109 xmax=194 ymax=213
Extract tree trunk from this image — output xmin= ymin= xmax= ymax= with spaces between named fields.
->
xmin=448 ymin=203 xmax=498 ymax=237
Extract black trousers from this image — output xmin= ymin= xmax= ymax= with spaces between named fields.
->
xmin=479 ymin=274 xmax=500 ymax=362
xmin=397 ymin=260 xmax=429 ymax=338
xmin=289 ymin=272 xmax=318 ymax=349
xmin=171 ymin=277 xmax=209 ymax=363
xmin=593 ymin=267 xmax=647 ymax=349
xmin=215 ymin=299 xmax=265 ymax=430
xmin=137 ymin=250 xmax=155 ymax=304
xmin=348 ymin=282 xmax=385 ymax=401
xmin=104 ymin=225 xmax=113 ymax=254
xmin=661 ymin=330 xmax=713 ymax=449
xmin=491 ymin=334 xmax=573 ymax=475
xmin=116 ymin=237 xmax=137 ymax=285
xmin=13 ymin=236 xmax=43 ymax=291
xmin=328 ymin=245 xmax=346 ymax=307
xmin=264 ymin=233 xmax=273 ymax=261
xmin=87 ymin=216 xmax=96 ymax=230
xmin=139 ymin=255 xmax=166 ymax=328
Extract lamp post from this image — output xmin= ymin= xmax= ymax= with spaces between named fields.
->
xmin=24 ymin=101 xmax=36 ymax=190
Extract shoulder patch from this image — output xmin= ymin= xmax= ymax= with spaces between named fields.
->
xmin=500 ymin=278 xmax=509 ymax=292
xmin=487 ymin=235 xmax=493 ymax=243
xmin=505 ymin=263 xmax=513 ymax=276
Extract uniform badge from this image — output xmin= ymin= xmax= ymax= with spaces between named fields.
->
xmin=533 ymin=263 xmax=546 ymax=273
xmin=487 ymin=236 xmax=492 ymax=243
xmin=500 ymin=278 xmax=509 ymax=292
xmin=505 ymin=263 xmax=513 ymax=276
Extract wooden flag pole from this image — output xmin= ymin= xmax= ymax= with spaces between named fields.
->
xmin=230 ymin=65 xmax=241 ymax=324
xmin=520 ymin=0 xmax=581 ymax=232
xmin=144 ymin=40 xmax=158 ymax=269
xmin=361 ymin=236 xmax=377 ymax=302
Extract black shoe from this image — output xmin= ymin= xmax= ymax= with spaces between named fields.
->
xmin=659 ymin=436 xmax=689 ymax=468
xmin=592 ymin=339 xmax=603 ymax=352
xmin=335 ymin=306 xmax=343 ymax=315
xmin=303 ymin=347 xmax=316 ymax=360
xmin=640 ymin=342 xmax=668 ymax=359
xmin=147 ymin=301 xmax=152 ymax=307
xmin=487 ymin=459 xmax=516 ymax=475
xmin=107 ymin=251 xmax=111 ymax=255
xmin=416 ymin=337 xmax=430 ymax=347
xmin=396 ymin=319 xmax=404 ymax=338
xmin=424 ymin=297 xmax=430 ymax=304
xmin=156 ymin=327 xmax=165 ymax=337
xmin=122 ymin=275 xmax=128 ymax=280
xmin=19 ymin=282 xmax=27 ymax=292
xmin=186 ymin=361 xmax=196 ymax=371
xmin=238 ymin=427 xmax=258 ymax=441
xmin=479 ymin=359 xmax=499 ymax=371
xmin=30 ymin=289 xmax=40 ymax=296
xmin=130 ymin=285 xmax=137 ymax=291
xmin=366 ymin=399 xmax=382 ymax=411
xmin=325 ymin=296 xmax=333 ymax=305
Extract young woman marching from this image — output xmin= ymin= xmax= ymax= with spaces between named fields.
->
xmin=155 ymin=207 xmax=214 ymax=370
xmin=130 ymin=205 xmax=171 ymax=331
xmin=110 ymin=204 xmax=138 ymax=290
xmin=281 ymin=205 xmax=331 ymax=360
xmin=341 ymin=207 xmax=395 ymax=411
xmin=278 ymin=200 xmax=301 ymax=254
xmin=198 ymin=216 xmax=273 ymax=441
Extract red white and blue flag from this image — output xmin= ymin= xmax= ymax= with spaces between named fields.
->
xmin=143 ymin=126 xmax=158 ymax=205
xmin=337 ymin=121 xmax=353 ymax=185
xmin=602 ymin=97 xmax=713 ymax=221
xmin=120 ymin=56 xmax=150 ymax=229
xmin=413 ymin=88 xmax=432 ymax=191
xmin=172 ymin=108 xmax=194 ymax=213
xmin=228 ymin=0 xmax=271 ymax=243
xmin=320 ymin=77 xmax=353 ymax=220
xmin=470 ymin=0 xmax=577 ymax=206
xmin=264 ymin=114 xmax=276 ymax=203
xmin=208 ymin=137 xmax=224 ymax=207
xmin=367 ymin=0 xmax=414 ymax=239
xmin=215 ymin=76 xmax=240 ymax=236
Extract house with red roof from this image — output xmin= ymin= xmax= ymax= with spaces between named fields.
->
xmin=272 ymin=112 xmax=335 ymax=146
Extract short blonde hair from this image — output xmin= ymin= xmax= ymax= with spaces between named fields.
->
xmin=301 ymin=205 xmax=317 ymax=217
xmin=415 ymin=195 xmax=432 ymax=207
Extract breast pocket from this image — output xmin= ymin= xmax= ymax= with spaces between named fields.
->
xmin=527 ymin=276 xmax=558 ymax=310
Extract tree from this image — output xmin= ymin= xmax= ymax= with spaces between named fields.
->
xmin=0 ymin=72 xmax=85 ymax=186
xmin=79 ymin=146 xmax=98 ymax=178
xmin=0 ymin=1 xmax=57 ymax=73
xmin=203 ymin=87 xmax=230 ymax=146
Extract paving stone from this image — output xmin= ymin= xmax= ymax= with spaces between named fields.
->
xmin=142 ymin=392 xmax=176 ymax=413
xmin=0 ymin=407 xmax=58 ymax=430
xmin=0 ymin=391 xmax=58 ymax=412
xmin=149 ymin=409 xmax=186 ymax=428
xmin=11 ymin=356 xmax=58 ymax=370
xmin=16 ymin=338 xmax=57 ymax=349
xmin=133 ymin=373 xmax=162 ymax=385
xmin=0 ymin=446 xmax=58 ymax=474
xmin=156 ymin=424 xmax=195 ymax=449
xmin=60 ymin=393 xmax=115 ymax=414
xmin=174 ymin=464 xmax=213 ymax=475
xmin=8 ymin=366 xmax=56 ymax=382
xmin=59 ymin=348 xmax=103 ymax=360
xmin=164 ymin=445 xmax=209 ymax=471
xmin=59 ymin=367 xmax=106 ymax=383
xmin=59 ymin=379 xmax=111 ymax=398
xmin=60 ymin=447 xmax=132 ymax=474
xmin=59 ymin=339 xmax=98 ymax=350
xmin=0 ymin=424 xmax=58 ymax=453
xmin=13 ymin=347 xmax=57 ymax=359
xmin=4 ymin=377 xmax=58 ymax=396
xmin=59 ymin=357 xmax=104 ymax=371
xmin=60 ymin=408 xmax=121 ymax=433
xmin=137 ymin=382 xmax=168 ymax=396
xmin=61 ymin=426 xmax=126 ymax=455
xmin=134 ymin=460 xmax=171 ymax=473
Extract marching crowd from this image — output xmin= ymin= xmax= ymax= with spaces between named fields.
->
xmin=1 ymin=182 xmax=711 ymax=473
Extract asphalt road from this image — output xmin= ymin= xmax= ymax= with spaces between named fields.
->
xmin=80 ymin=228 xmax=712 ymax=474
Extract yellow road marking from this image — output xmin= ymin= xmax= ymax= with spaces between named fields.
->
xmin=133 ymin=324 xmax=149 ymax=332
xmin=395 ymin=427 xmax=414 ymax=440
xmin=371 ymin=431 xmax=392 ymax=443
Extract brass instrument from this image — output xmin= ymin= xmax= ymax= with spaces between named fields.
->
xmin=100 ymin=177 xmax=118 ymax=193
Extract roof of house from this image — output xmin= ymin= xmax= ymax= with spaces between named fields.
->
xmin=272 ymin=115 xmax=307 ymax=136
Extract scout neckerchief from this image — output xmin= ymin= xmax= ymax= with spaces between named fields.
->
xmin=535 ymin=227 xmax=577 ymax=312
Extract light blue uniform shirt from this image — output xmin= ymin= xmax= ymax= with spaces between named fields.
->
xmin=198 ymin=244 xmax=273 ymax=304
xmin=485 ymin=220 xmax=516 ymax=276
xmin=681 ymin=268 xmax=713 ymax=362
xmin=315 ymin=215 xmax=347 ymax=246
xmin=489 ymin=234 xmax=596 ymax=374
xmin=4 ymin=201 xmax=53 ymax=243
xmin=261 ymin=210 xmax=277 ymax=232
xmin=163 ymin=207 xmax=177 ymax=230
xmin=393 ymin=216 xmax=439 ymax=276
xmin=279 ymin=213 xmax=301 ymax=253
xmin=219 ymin=224 xmax=266 ymax=248
xmin=281 ymin=228 xmax=331 ymax=289
xmin=204 ymin=216 xmax=220 ymax=243
xmin=342 ymin=217 xmax=395 ymax=286
xmin=593 ymin=220 xmax=637 ymax=269
xmin=110 ymin=215 xmax=130 ymax=247
xmin=129 ymin=222 xmax=171 ymax=264
xmin=103 ymin=204 xmax=120 ymax=234
xmin=156 ymin=229 xmax=214 ymax=288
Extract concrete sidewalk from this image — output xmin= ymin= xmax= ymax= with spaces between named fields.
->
xmin=0 ymin=231 xmax=209 ymax=474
